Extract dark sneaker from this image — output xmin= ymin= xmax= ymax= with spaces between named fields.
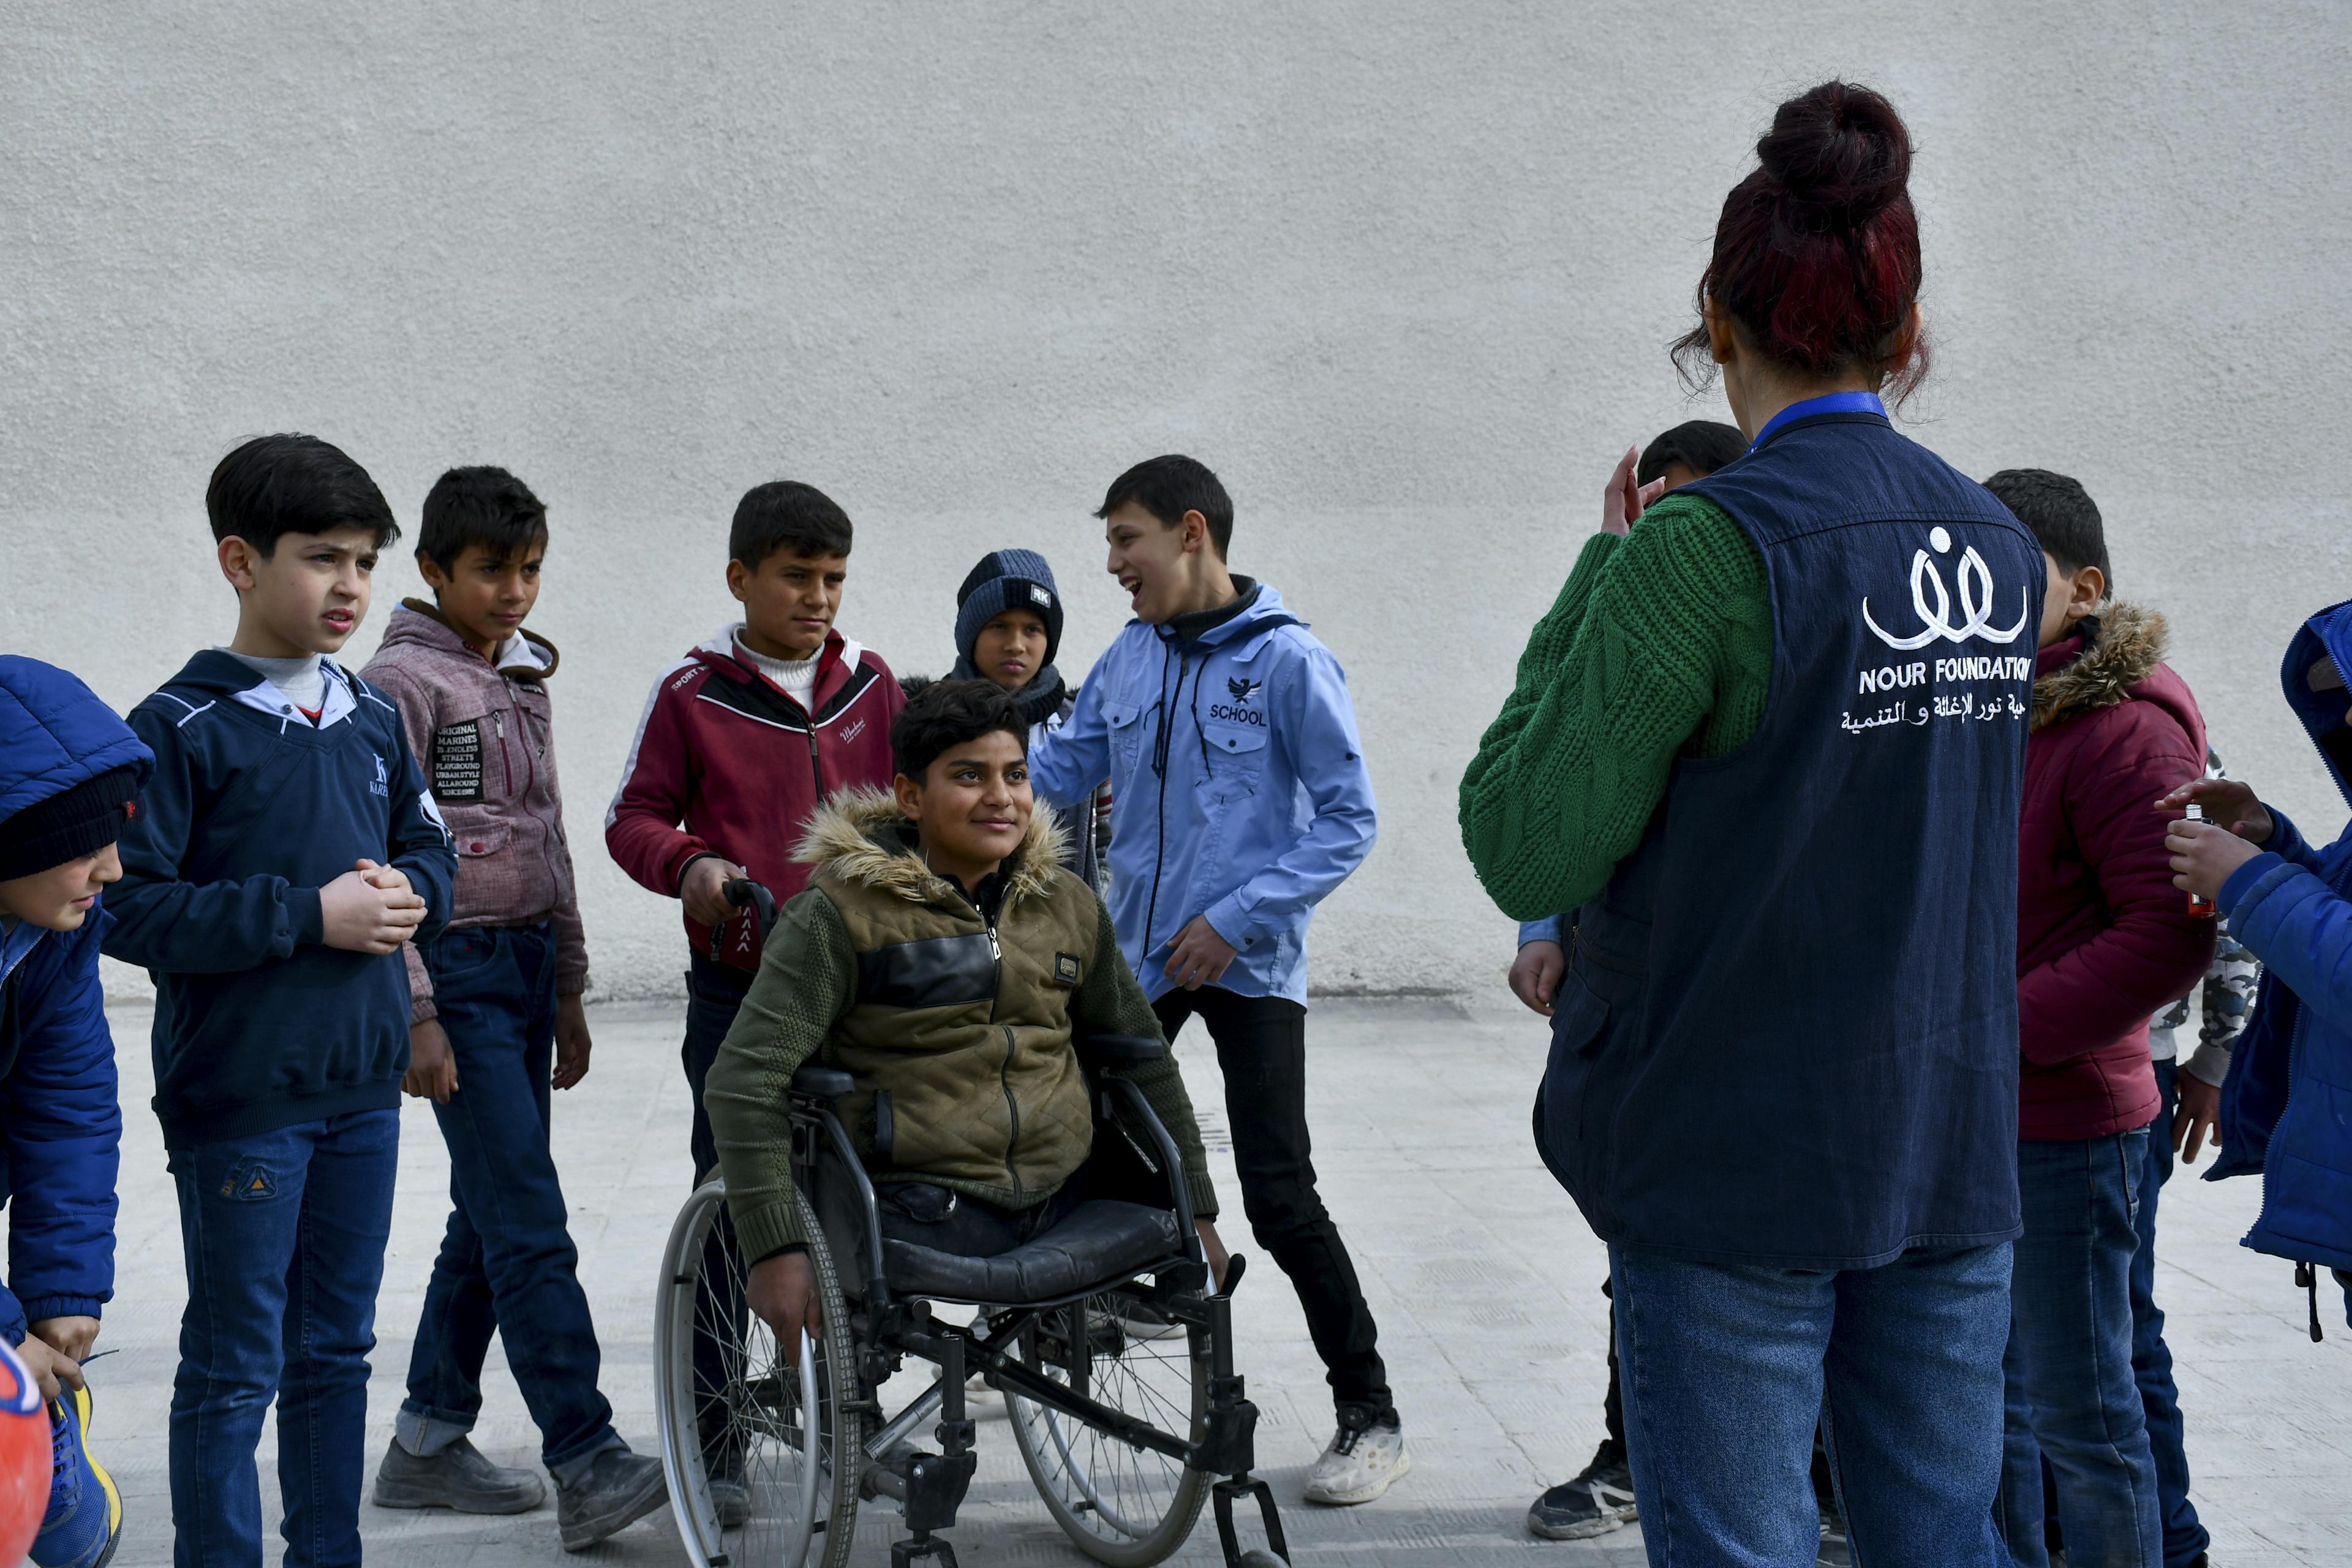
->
xmin=558 ymin=1449 xmax=668 ymax=1551
xmin=31 ymin=1386 xmax=124 ymax=1568
xmin=372 ymin=1437 xmax=546 ymax=1514
xmin=708 ymin=1476 xmax=750 ymax=1530
xmin=1526 ymin=1441 xmax=1637 ymax=1540
xmin=1817 ymin=1502 xmax=1852 ymax=1567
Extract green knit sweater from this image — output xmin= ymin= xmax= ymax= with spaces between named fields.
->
xmin=1459 ymin=494 xmax=1776 ymax=921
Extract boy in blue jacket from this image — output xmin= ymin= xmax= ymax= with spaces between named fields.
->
xmin=1028 ymin=455 xmax=1400 ymax=1506
xmin=105 ymin=434 xmax=456 ymax=1568
xmin=0 ymin=657 xmax=149 ymax=1568
xmin=2162 ymin=595 xmax=2352 ymax=1335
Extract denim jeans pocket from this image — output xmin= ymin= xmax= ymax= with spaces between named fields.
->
xmin=879 ymin=1183 xmax=959 ymax=1226
xmin=426 ymin=925 xmax=502 ymax=986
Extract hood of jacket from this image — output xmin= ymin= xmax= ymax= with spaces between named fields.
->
xmin=0 ymin=657 xmax=153 ymax=824
xmin=379 ymin=599 xmax=560 ymax=679
xmin=793 ymin=787 xmax=1067 ymax=911
xmin=2278 ymin=597 xmax=2352 ymax=807
xmin=1154 ymin=578 xmax=1298 ymax=652
xmin=2030 ymin=601 xmax=2196 ymax=737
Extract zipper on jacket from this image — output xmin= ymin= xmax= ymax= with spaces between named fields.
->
xmin=973 ymin=899 xmax=1020 ymax=1196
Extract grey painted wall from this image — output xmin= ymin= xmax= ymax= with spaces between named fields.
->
xmin=6 ymin=3 xmax=2347 ymax=1003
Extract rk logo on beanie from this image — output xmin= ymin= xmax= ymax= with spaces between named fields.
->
xmin=954 ymin=549 xmax=1065 ymax=671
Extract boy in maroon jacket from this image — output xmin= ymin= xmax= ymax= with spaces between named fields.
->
xmin=606 ymin=480 xmax=903 ymax=1174
xmin=1986 ymin=469 xmax=2214 ymax=1568
xmin=363 ymin=467 xmax=668 ymax=1548
xmin=604 ymin=480 xmax=902 ymax=1510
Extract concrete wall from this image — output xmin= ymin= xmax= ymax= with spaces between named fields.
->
xmin=6 ymin=2 xmax=2347 ymax=1003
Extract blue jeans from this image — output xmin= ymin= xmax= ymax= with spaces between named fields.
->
xmin=1610 ymin=1240 xmax=2011 ymax=1567
xmin=2133 ymin=1063 xmax=2210 ymax=1567
xmin=399 ymin=924 xmax=619 ymax=1481
xmin=167 ymin=1109 xmax=399 ymax=1568
xmin=1998 ymin=1129 xmax=2162 ymax=1568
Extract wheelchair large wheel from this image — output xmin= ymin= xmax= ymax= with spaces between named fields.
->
xmin=1003 ymin=1284 xmax=1211 ymax=1566
xmin=655 ymin=1179 xmax=861 ymax=1568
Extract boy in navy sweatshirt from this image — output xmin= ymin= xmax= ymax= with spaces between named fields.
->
xmin=105 ymin=434 xmax=455 ymax=1568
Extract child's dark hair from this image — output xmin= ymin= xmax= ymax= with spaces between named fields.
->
xmin=1638 ymin=421 xmax=1747 ymax=486
xmin=731 ymin=480 xmax=853 ymax=567
xmin=1096 ymin=455 xmax=1234 ymax=559
xmin=1673 ymin=81 xmax=1927 ymax=402
xmin=418 ymin=466 xmax=548 ymax=576
xmin=1984 ymin=469 xmax=2111 ymax=594
xmin=892 ymin=679 xmax=1028 ymax=782
xmin=206 ymin=433 xmax=399 ymax=556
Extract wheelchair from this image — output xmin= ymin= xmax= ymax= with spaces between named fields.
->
xmin=653 ymin=882 xmax=1291 ymax=1568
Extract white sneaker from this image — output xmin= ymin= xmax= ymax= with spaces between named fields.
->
xmin=1302 ymin=1409 xmax=1410 ymax=1506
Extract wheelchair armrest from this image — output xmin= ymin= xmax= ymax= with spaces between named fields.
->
xmin=1079 ymin=1034 xmax=1167 ymax=1070
xmin=1098 ymin=1075 xmax=1198 ymax=1251
xmin=791 ymin=1065 xmax=855 ymax=1101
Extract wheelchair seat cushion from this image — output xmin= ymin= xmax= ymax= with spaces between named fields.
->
xmin=881 ymin=1198 xmax=1183 ymax=1303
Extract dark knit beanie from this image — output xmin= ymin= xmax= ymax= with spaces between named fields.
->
xmin=0 ymin=766 xmax=142 ymax=881
xmin=955 ymin=549 xmax=1064 ymax=670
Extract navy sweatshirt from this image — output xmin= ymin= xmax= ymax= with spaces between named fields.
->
xmin=105 ymin=651 xmax=455 ymax=1146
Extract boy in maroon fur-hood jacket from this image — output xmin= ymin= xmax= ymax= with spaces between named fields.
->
xmin=1988 ymin=469 xmax=2214 ymax=1567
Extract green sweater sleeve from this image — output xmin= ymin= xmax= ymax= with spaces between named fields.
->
xmin=1458 ymin=496 xmax=1774 ymax=921
xmin=1071 ymin=899 xmax=1219 ymax=1222
xmin=704 ymin=890 xmax=859 ymax=1264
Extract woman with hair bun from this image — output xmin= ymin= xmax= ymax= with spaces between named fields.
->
xmin=1463 ymin=82 xmax=2039 ymax=1566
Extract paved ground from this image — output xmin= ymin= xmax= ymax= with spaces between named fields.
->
xmin=75 ymin=998 xmax=2352 ymax=1567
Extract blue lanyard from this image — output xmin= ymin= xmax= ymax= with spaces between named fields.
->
xmin=1751 ymin=390 xmax=1887 ymax=450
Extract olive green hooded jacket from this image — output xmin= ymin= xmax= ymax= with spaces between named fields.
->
xmin=706 ymin=789 xmax=1217 ymax=1265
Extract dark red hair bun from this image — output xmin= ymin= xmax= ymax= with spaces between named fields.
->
xmin=1675 ymin=81 xmax=1928 ymax=398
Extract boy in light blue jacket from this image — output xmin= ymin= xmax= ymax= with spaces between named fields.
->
xmin=1028 ymin=454 xmax=1399 ymax=1507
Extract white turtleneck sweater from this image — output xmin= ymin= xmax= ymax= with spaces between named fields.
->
xmin=219 ymin=647 xmax=326 ymax=715
xmin=735 ymin=638 xmax=821 ymax=712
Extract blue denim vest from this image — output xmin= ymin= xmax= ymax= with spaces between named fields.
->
xmin=1537 ymin=406 xmax=2036 ymax=1267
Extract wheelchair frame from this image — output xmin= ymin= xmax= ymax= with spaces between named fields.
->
xmin=663 ymin=880 xmax=1291 ymax=1568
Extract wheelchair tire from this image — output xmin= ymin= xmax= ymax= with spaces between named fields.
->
xmin=655 ymin=1178 xmax=861 ymax=1568
xmin=1003 ymin=1286 xmax=1212 ymax=1566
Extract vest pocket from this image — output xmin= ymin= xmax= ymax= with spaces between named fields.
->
xmin=1551 ymin=968 xmax=1611 ymax=1059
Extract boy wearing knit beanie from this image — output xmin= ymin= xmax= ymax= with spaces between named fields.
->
xmin=907 ymin=549 xmax=1110 ymax=891
xmin=1 ymin=655 xmax=153 ymax=1568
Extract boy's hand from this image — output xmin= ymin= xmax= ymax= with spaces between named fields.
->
xmin=15 ymin=1329 xmax=89 ymax=1402
xmin=1196 ymin=1219 xmax=1231 ymax=1293
xmin=404 ymin=1019 xmax=459 ymax=1102
xmin=2154 ymin=779 xmax=2274 ymax=845
xmin=1509 ymin=940 xmax=1566 ymax=1017
xmin=2174 ymin=1074 xmax=2222 ymax=1164
xmin=356 ymin=858 xmax=415 ymax=898
xmin=28 ymin=1316 xmax=98 ymax=1365
xmin=552 ymin=994 xmax=593 ymax=1090
xmin=680 ymin=856 xmax=750 ymax=928
xmin=1163 ymin=916 xmax=1238 ymax=991
xmin=2167 ymin=818 xmax=2264 ymax=903
xmin=321 ymin=864 xmax=426 ymax=954
xmin=747 ymin=1250 xmax=823 ymax=1348
xmin=1601 ymin=445 xmax=1668 ymax=538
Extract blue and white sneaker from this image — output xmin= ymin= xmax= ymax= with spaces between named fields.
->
xmin=31 ymin=1385 xmax=123 ymax=1568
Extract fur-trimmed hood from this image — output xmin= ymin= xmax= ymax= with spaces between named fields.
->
xmin=793 ymin=786 xmax=1069 ymax=910
xmin=2031 ymin=600 xmax=2180 ymax=733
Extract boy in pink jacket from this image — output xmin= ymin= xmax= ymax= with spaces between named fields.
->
xmin=361 ymin=467 xmax=667 ymax=1550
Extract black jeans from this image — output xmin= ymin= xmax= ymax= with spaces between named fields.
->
xmin=684 ymin=955 xmax=756 ymax=1463
xmin=1152 ymin=987 xmax=1390 ymax=1414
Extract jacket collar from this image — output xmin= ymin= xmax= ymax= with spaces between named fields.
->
xmin=794 ymin=788 xmax=1068 ymax=914
xmin=1749 ymin=390 xmax=1890 ymax=453
xmin=168 ymin=650 xmax=360 ymax=731
xmin=2030 ymin=600 xmax=2168 ymax=733
xmin=388 ymin=599 xmax=560 ymax=679
xmin=693 ymin=622 xmax=861 ymax=701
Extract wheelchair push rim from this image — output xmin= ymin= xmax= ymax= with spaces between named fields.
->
xmin=1003 ymin=1284 xmax=1212 ymax=1566
xmin=654 ymin=1180 xmax=861 ymax=1568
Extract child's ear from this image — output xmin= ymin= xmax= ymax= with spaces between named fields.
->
xmin=892 ymin=773 xmax=922 ymax=821
xmin=725 ymin=558 xmax=752 ymax=605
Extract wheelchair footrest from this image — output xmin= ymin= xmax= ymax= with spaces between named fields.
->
xmin=1213 ymin=1476 xmax=1290 ymax=1567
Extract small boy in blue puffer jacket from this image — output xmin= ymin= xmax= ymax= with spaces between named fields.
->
xmin=2162 ymin=597 xmax=2352 ymax=1335
xmin=0 ymin=655 xmax=151 ymax=1568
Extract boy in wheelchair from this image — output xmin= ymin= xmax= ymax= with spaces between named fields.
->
xmin=695 ymin=679 xmax=1285 ymax=1567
